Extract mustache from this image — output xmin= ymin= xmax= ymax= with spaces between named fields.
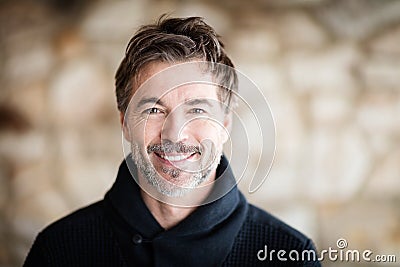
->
xmin=147 ymin=141 xmax=202 ymax=154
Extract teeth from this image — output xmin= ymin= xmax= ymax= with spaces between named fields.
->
xmin=159 ymin=154 xmax=191 ymax=161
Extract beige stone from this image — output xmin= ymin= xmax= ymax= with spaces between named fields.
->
xmin=303 ymin=126 xmax=371 ymax=202
xmin=272 ymin=93 xmax=306 ymax=163
xmin=361 ymin=58 xmax=400 ymax=91
xmin=316 ymin=0 xmax=400 ymax=39
xmin=369 ymin=23 xmax=400 ymax=56
xmin=365 ymin=148 xmax=400 ymax=197
xmin=7 ymin=82 xmax=48 ymax=127
xmin=236 ymin=63 xmax=284 ymax=95
xmin=249 ymin=161 xmax=301 ymax=201
xmin=80 ymin=0 xmax=147 ymax=42
xmin=4 ymin=42 xmax=55 ymax=87
xmin=59 ymin=159 xmax=116 ymax=207
xmin=310 ymin=92 xmax=353 ymax=126
xmin=12 ymin=162 xmax=52 ymax=200
xmin=356 ymin=93 xmax=400 ymax=138
xmin=285 ymin=43 xmax=360 ymax=94
xmin=229 ymin=29 xmax=281 ymax=62
xmin=0 ymin=131 xmax=46 ymax=165
xmin=355 ymin=92 xmax=400 ymax=156
xmin=12 ymin=190 xmax=69 ymax=239
xmin=278 ymin=11 xmax=329 ymax=50
xmin=48 ymin=57 xmax=111 ymax=126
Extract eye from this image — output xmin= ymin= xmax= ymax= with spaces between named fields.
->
xmin=144 ymin=107 xmax=162 ymax=114
xmin=190 ymin=108 xmax=206 ymax=114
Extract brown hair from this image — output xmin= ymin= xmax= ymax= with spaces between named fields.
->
xmin=115 ymin=15 xmax=238 ymax=113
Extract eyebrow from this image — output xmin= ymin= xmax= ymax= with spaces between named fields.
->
xmin=184 ymin=99 xmax=214 ymax=107
xmin=137 ymin=97 xmax=215 ymax=108
xmin=137 ymin=97 xmax=164 ymax=107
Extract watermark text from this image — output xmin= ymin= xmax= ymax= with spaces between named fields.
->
xmin=257 ymin=238 xmax=397 ymax=263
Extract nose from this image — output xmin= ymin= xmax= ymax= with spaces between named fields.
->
xmin=161 ymin=111 xmax=189 ymax=143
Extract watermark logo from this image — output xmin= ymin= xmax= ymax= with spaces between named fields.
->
xmin=336 ymin=238 xmax=348 ymax=249
xmin=257 ymin=238 xmax=397 ymax=263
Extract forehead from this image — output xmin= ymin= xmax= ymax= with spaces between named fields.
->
xmin=136 ymin=61 xmax=173 ymax=87
xmin=133 ymin=61 xmax=220 ymax=104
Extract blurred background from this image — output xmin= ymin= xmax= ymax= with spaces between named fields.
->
xmin=1 ymin=0 xmax=399 ymax=266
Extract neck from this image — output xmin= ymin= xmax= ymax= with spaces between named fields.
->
xmin=140 ymin=191 xmax=195 ymax=230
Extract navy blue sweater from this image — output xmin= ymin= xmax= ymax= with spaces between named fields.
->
xmin=24 ymin=157 xmax=320 ymax=266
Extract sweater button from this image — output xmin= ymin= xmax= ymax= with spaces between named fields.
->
xmin=132 ymin=234 xmax=143 ymax=245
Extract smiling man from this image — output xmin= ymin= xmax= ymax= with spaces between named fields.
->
xmin=24 ymin=16 xmax=321 ymax=266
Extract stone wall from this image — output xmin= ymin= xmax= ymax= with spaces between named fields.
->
xmin=1 ymin=0 xmax=399 ymax=266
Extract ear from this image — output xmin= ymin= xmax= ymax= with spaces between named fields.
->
xmin=120 ymin=112 xmax=131 ymax=141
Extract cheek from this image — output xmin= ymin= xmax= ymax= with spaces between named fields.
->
xmin=189 ymin=120 xmax=226 ymax=147
xmin=142 ymin=120 xmax=163 ymax=144
xmin=129 ymin=119 xmax=163 ymax=145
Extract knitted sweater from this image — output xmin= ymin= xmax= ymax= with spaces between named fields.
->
xmin=24 ymin=157 xmax=320 ymax=267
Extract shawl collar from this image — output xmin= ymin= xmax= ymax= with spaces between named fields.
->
xmin=104 ymin=155 xmax=248 ymax=266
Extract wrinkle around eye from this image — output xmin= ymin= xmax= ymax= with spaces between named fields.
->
xmin=123 ymin=112 xmax=147 ymax=128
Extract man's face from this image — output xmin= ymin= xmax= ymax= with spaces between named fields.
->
xmin=122 ymin=61 xmax=231 ymax=197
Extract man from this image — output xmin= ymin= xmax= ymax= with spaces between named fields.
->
xmin=24 ymin=16 xmax=320 ymax=266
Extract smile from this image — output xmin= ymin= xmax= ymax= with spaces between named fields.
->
xmin=154 ymin=152 xmax=196 ymax=162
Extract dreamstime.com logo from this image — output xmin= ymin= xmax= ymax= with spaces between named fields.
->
xmin=257 ymin=238 xmax=397 ymax=263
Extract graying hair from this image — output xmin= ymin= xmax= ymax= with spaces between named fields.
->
xmin=115 ymin=15 xmax=238 ymax=114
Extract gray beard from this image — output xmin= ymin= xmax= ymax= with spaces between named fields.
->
xmin=130 ymin=142 xmax=220 ymax=197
